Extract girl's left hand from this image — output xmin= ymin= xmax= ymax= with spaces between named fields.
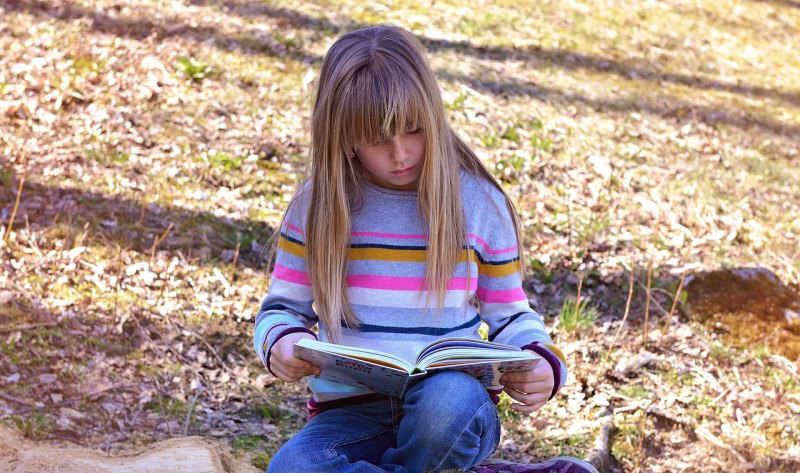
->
xmin=498 ymin=356 xmax=554 ymax=413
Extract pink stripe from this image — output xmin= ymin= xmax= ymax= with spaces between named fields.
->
xmin=476 ymin=287 xmax=526 ymax=303
xmin=346 ymin=275 xmax=477 ymax=291
xmin=273 ymin=264 xmax=311 ymax=286
xmin=468 ymin=233 xmax=517 ymax=255
xmin=351 ymin=231 xmax=427 ymax=240
xmin=284 ymin=222 xmax=305 ymax=236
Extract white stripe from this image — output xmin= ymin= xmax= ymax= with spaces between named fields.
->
xmin=267 ymin=280 xmax=313 ymax=302
xmin=348 ymin=287 xmax=471 ymax=309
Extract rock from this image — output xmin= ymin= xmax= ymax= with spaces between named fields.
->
xmin=615 ymin=351 xmax=656 ymax=375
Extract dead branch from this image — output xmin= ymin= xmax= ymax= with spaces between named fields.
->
xmin=0 ymin=321 xmax=59 ymax=333
xmin=603 ymin=269 xmax=635 ymax=367
xmin=643 ymin=259 xmax=653 ymax=346
xmin=3 ymin=164 xmax=26 ymax=242
xmin=660 ymin=273 xmax=686 ymax=346
xmin=586 ymin=409 xmax=615 ymax=473
xmin=149 ymin=222 xmax=174 ymax=262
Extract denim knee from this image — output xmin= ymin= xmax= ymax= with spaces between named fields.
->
xmin=404 ymin=371 xmax=498 ymax=446
xmin=266 ymin=436 xmax=333 ymax=472
xmin=406 ymin=371 xmax=492 ymax=417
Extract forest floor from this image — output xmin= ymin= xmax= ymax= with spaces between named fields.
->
xmin=1 ymin=0 xmax=799 ymax=472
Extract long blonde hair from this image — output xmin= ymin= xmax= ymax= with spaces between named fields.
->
xmin=272 ymin=24 xmax=524 ymax=343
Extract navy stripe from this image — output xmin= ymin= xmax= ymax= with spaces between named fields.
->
xmin=259 ymin=303 xmax=318 ymax=322
xmin=488 ymin=312 xmax=528 ymax=342
xmin=342 ymin=314 xmax=481 ymax=335
xmin=350 ymin=243 xmax=427 ymax=250
xmin=280 ymin=233 xmax=306 ymax=247
xmin=260 ymin=302 xmax=290 ymax=312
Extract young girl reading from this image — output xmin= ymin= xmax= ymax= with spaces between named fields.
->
xmin=254 ymin=24 xmax=575 ymax=472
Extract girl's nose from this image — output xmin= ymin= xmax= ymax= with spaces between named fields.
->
xmin=389 ymin=137 xmax=406 ymax=163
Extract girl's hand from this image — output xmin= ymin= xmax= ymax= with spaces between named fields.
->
xmin=498 ymin=356 xmax=554 ymax=413
xmin=269 ymin=332 xmax=321 ymax=382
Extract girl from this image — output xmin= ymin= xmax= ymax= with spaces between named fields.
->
xmin=254 ymin=24 xmax=572 ymax=473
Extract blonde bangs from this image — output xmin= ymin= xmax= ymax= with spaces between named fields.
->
xmin=338 ymin=59 xmax=428 ymax=153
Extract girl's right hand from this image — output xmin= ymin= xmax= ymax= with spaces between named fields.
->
xmin=269 ymin=332 xmax=321 ymax=382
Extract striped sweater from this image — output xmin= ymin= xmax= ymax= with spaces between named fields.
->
xmin=253 ymin=170 xmax=568 ymax=404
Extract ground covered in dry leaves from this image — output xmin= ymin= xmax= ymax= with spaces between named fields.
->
xmin=1 ymin=0 xmax=799 ymax=472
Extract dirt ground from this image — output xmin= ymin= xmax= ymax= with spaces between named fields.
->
xmin=0 ymin=426 xmax=259 ymax=473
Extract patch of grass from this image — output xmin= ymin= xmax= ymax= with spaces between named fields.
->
xmin=662 ymin=368 xmax=695 ymax=387
xmin=146 ymin=395 xmax=198 ymax=426
xmin=479 ymin=131 xmax=502 ymax=148
xmin=619 ymin=385 xmax=649 ymax=399
xmin=85 ymin=146 xmax=130 ymax=166
xmin=250 ymin=451 xmax=271 ymax=470
xmin=0 ymin=167 xmax=13 ymax=190
xmin=231 ymin=435 xmax=265 ymax=451
xmin=501 ymin=124 xmax=521 ymax=143
xmin=9 ymin=413 xmax=52 ymax=440
xmin=200 ymin=150 xmax=247 ymax=172
xmin=529 ymin=259 xmax=553 ymax=283
xmin=611 ymin=415 xmax=648 ymax=463
xmin=497 ymin=391 xmax=523 ymax=423
xmin=174 ymin=57 xmax=215 ymax=82
xmin=558 ymin=297 xmax=600 ymax=332
xmin=446 ymin=92 xmax=468 ymax=111
xmin=253 ymin=400 xmax=300 ymax=429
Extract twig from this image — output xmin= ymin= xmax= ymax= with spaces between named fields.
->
xmin=176 ymin=322 xmax=230 ymax=372
xmin=635 ymin=281 xmax=670 ymax=317
xmin=153 ymin=378 xmax=173 ymax=436
xmin=643 ymin=259 xmax=653 ymax=347
xmin=660 ymin=273 xmax=686 ymax=346
xmin=137 ymin=197 xmax=147 ymax=225
xmin=586 ymin=409 xmax=615 ymax=472
xmin=229 ymin=238 xmax=241 ymax=282
xmin=695 ymin=425 xmax=747 ymax=464
xmin=0 ymin=391 xmax=36 ymax=407
xmin=635 ymin=413 xmax=647 ymax=472
xmin=574 ymin=276 xmax=583 ymax=324
xmin=603 ymin=269 xmax=635 ymax=367
xmin=182 ymin=388 xmax=203 ymax=435
xmin=149 ymin=222 xmax=174 ymax=262
xmin=3 ymin=165 xmax=26 ymax=242
xmin=0 ymin=321 xmax=59 ymax=333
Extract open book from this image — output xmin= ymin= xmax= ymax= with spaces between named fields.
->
xmin=293 ymin=337 xmax=540 ymax=398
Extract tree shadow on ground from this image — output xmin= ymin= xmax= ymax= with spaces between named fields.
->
xmin=3 ymin=0 xmax=319 ymax=64
xmin=0 ymin=179 xmax=274 ymax=269
xmin=6 ymin=0 xmax=797 ymax=140
xmin=435 ymin=68 xmax=800 ymax=139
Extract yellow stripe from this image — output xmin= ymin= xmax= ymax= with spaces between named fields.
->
xmin=278 ymin=236 xmax=306 ymax=258
xmin=280 ymin=237 xmax=520 ymax=277
xmin=542 ymin=343 xmax=567 ymax=365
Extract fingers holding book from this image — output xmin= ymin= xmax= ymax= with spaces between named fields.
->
xmin=499 ymin=357 xmax=554 ymax=413
xmin=270 ymin=332 xmax=321 ymax=382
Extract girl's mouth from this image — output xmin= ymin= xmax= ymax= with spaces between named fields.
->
xmin=392 ymin=166 xmax=414 ymax=176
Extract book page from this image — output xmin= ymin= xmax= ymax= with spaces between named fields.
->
xmin=293 ymin=343 xmax=411 ymax=397
xmin=295 ymin=339 xmax=414 ymax=372
xmin=416 ymin=338 xmax=536 ymax=370
xmin=425 ymin=358 xmax=539 ymax=389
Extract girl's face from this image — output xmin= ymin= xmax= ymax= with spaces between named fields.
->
xmin=354 ymin=128 xmax=425 ymax=191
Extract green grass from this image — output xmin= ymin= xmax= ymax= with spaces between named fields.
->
xmin=557 ymin=297 xmax=600 ymax=332
xmin=174 ymin=57 xmax=215 ymax=82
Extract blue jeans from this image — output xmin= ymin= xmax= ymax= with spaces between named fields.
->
xmin=267 ymin=371 xmax=502 ymax=472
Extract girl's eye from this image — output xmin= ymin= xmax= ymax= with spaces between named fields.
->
xmin=407 ymin=128 xmax=421 ymax=135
